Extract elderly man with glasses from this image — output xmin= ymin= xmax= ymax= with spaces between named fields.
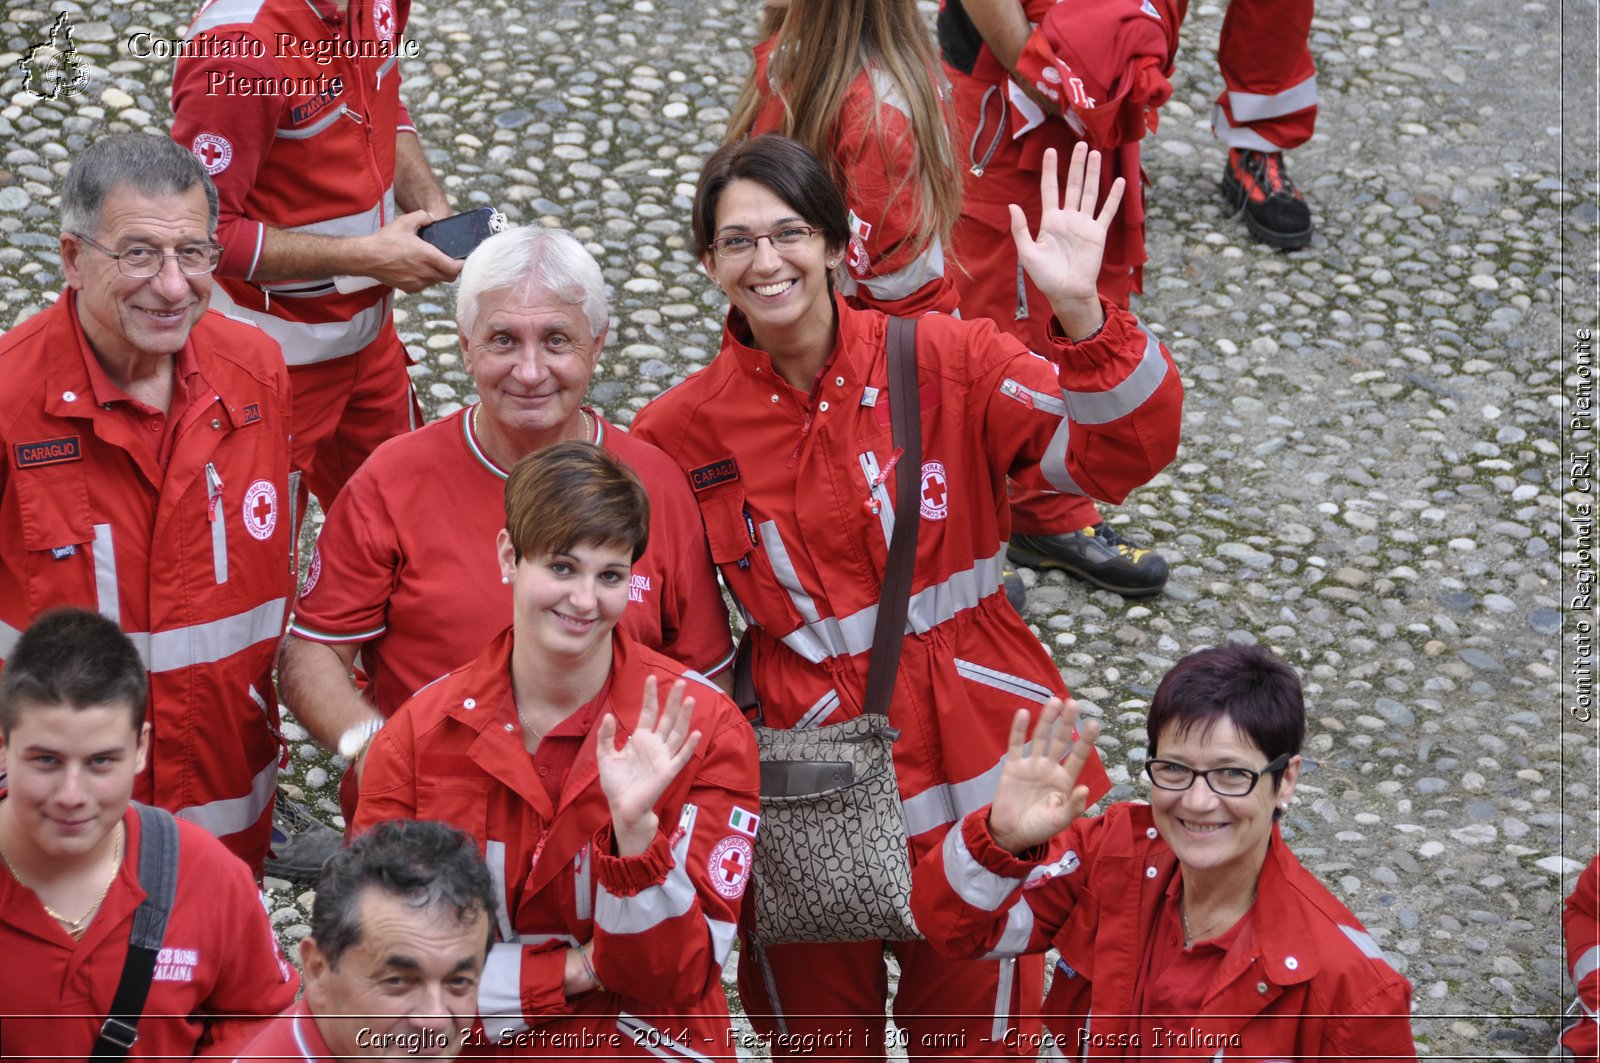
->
xmin=0 ymin=133 xmax=296 ymax=878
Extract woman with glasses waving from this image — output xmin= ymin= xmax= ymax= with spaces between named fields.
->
xmin=629 ymin=135 xmax=1182 ymax=1062
xmin=911 ymin=642 xmax=1418 ymax=1061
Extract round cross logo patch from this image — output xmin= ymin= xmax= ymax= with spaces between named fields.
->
xmin=191 ymin=132 xmax=233 ymax=175
xmin=301 ymin=545 xmax=322 ymax=596
xmin=919 ymin=460 xmax=949 ymax=521
xmin=372 ymin=0 xmax=397 ymax=42
xmin=242 ymin=480 xmax=278 ymax=541
xmin=707 ymin=835 xmax=753 ymax=900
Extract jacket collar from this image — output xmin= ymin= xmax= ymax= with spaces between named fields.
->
xmin=718 ymin=293 xmax=876 ymax=398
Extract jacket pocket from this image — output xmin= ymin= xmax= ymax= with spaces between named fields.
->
xmin=14 ymin=472 xmax=98 ymax=615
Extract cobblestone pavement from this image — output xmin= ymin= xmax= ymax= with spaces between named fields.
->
xmin=1 ymin=0 xmax=1595 ymax=1057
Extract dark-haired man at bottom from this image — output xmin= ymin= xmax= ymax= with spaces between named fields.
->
xmin=0 ymin=608 xmax=296 ymax=1058
xmin=236 ymin=819 xmax=494 ymax=1061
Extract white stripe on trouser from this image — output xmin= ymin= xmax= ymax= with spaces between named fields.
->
xmin=770 ymin=541 xmax=1009 ymax=664
xmin=92 ymin=523 xmax=120 ymax=622
xmin=991 ymin=958 xmax=1015 ymax=1042
xmin=1228 ymin=74 xmax=1317 ymax=124
xmin=484 ymin=841 xmax=517 ymax=941
xmin=1212 ymin=106 xmax=1290 ymax=152
xmin=594 ymin=805 xmax=698 ymax=933
xmin=207 ymin=284 xmax=391 ymax=366
xmin=1059 ymin=324 xmax=1168 ymax=425
xmin=174 ymin=756 xmax=277 ymax=837
xmin=1575 ymin=944 xmax=1600 ymax=985
xmin=617 ymin=1013 xmax=715 ymax=1063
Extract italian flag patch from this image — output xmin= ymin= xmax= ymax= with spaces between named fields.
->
xmin=728 ymin=806 xmax=760 ymax=837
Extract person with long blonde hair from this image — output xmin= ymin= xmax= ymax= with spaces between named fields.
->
xmin=726 ymin=0 xmax=963 ymax=316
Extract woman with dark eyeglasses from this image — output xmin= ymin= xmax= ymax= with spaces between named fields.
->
xmin=912 ymin=642 xmax=1418 ymax=1061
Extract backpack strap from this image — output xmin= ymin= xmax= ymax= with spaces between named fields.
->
xmin=90 ymin=803 xmax=180 ymax=1060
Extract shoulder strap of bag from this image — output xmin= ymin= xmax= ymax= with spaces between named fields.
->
xmin=862 ymin=316 xmax=922 ymax=717
xmin=90 ymin=803 xmax=180 ymax=1061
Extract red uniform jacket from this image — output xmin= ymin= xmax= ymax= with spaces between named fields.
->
xmin=913 ymin=803 xmax=1417 ymax=1060
xmin=0 ymin=804 xmax=298 ymax=1058
xmin=290 ymin=406 xmax=734 ymax=720
xmin=1565 ymin=857 xmax=1600 ymax=1060
xmin=749 ymin=40 xmax=959 ymax=318
xmin=171 ymin=0 xmax=411 ymax=365
xmin=354 ymin=628 xmax=759 ymax=1059
xmin=0 ymin=295 xmax=295 ymax=872
xmin=631 ymin=297 xmax=1180 ymax=859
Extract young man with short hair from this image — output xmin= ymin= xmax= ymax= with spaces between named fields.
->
xmin=0 ymin=608 xmax=297 ymax=1058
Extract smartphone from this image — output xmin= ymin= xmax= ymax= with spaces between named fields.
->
xmin=418 ymin=207 xmax=507 ymax=259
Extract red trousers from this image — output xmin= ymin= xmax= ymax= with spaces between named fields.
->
xmin=737 ymin=939 xmax=1045 ymax=1063
xmin=1214 ymin=0 xmax=1318 ymax=151
xmin=287 ymin=324 xmax=420 ymax=509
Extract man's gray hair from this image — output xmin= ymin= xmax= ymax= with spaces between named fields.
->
xmin=455 ymin=225 xmax=609 ymax=338
xmin=61 ymin=133 xmax=219 ymax=236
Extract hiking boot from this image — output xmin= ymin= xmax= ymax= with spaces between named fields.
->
xmin=1008 ymin=522 xmax=1169 ymax=598
xmin=1220 ymin=148 xmax=1313 ymax=250
xmin=264 ymin=793 xmax=342 ymax=885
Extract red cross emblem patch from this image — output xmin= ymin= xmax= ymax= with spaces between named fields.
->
xmin=191 ymin=133 xmax=232 ymax=175
xmin=707 ymin=835 xmax=753 ymax=900
xmin=919 ymin=460 xmax=949 ymax=521
xmin=242 ymin=479 xmax=278 ymax=541
xmin=372 ymin=0 xmax=396 ymax=42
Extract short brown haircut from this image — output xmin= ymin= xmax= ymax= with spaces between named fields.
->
xmin=503 ymin=441 xmax=650 ymax=564
xmin=0 ymin=608 xmax=147 ymax=737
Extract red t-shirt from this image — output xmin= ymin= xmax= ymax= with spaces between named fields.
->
xmin=291 ymin=406 xmax=733 ymax=718
xmin=1134 ymin=874 xmax=1255 ymax=1053
xmin=0 ymin=803 xmax=298 ymax=1058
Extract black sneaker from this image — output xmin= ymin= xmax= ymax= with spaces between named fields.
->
xmin=1220 ymin=148 xmax=1313 ymax=249
xmin=1008 ymin=522 xmax=1169 ymax=598
xmin=1002 ymin=565 xmax=1027 ymax=614
xmin=264 ymin=793 xmax=342 ymax=884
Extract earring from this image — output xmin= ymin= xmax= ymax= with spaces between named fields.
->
xmin=500 ymin=575 xmax=511 ymax=585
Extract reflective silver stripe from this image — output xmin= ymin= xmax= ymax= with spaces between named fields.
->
xmin=573 ymin=843 xmax=592 ymax=922
xmin=484 ymin=841 xmax=516 ymax=941
xmin=679 ymin=668 xmax=722 ymax=695
xmin=593 ymin=804 xmax=697 ymax=933
xmin=376 ymin=53 xmax=398 ymax=85
xmin=1228 ymin=74 xmax=1318 ymax=123
xmin=942 ymin=823 xmax=1023 ymax=911
xmin=1212 ymin=106 xmax=1288 ymax=152
xmin=841 ymin=238 xmax=948 ymax=304
xmin=146 ymin=597 xmax=287 ymax=672
xmin=617 ymin=1013 xmax=715 ymax=1063
xmin=991 ymin=957 xmax=1016 ymax=1041
xmin=278 ymin=187 xmax=396 ymax=239
xmin=0 ymin=619 xmax=20 ymax=659
xmin=480 ymin=942 xmax=528 ymax=1039
xmin=1040 ymin=415 xmax=1090 ymax=496
xmin=93 ymin=523 xmax=120 ymax=623
xmin=275 ymin=104 xmax=351 ymax=141
xmin=1575 ymin=944 xmax=1600 ymax=984
xmin=774 ymin=544 xmax=1008 ymax=665
xmin=207 ymin=285 xmax=389 ymax=366
xmin=175 ymin=755 xmax=277 ymax=837
xmin=972 ymin=902 xmax=1036 ymax=960
xmin=794 ymin=689 xmax=839 ymax=730
xmin=705 ymin=915 xmax=737 ymax=966
xmin=903 ymin=753 xmax=1007 ymax=837
xmin=1060 ymin=324 xmax=1168 ymax=425
xmin=1337 ymin=923 xmax=1386 ymax=961
xmin=1000 ymin=377 xmax=1067 ymax=416
xmin=760 ymin=521 xmax=822 ymax=623
xmin=954 ymin=658 xmax=1054 ymax=704
xmin=859 ymin=451 xmax=894 ymax=551
xmin=184 ymin=0 xmax=270 ymax=38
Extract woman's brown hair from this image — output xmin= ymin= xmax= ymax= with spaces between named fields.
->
xmin=503 ymin=441 xmax=650 ymax=564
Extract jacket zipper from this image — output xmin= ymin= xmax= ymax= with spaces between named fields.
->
xmin=205 ymin=462 xmax=228 ymax=584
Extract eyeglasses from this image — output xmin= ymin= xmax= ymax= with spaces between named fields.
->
xmin=1144 ymin=753 xmax=1290 ymax=797
xmin=708 ymin=225 xmax=822 ymax=259
xmin=71 ymin=232 xmax=222 ymax=278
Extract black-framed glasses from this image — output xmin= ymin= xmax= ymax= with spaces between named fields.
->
xmin=70 ymin=231 xmax=222 ymax=278
xmin=708 ymin=225 xmax=822 ymax=259
xmin=1144 ymin=753 xmax=1290 ymax=797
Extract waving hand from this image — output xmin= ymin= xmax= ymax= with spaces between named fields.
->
xmin=1008 ymin=143 xmax=1124 ymax=340
xmin=987 ymin=697 xmax=1102 ymax=855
